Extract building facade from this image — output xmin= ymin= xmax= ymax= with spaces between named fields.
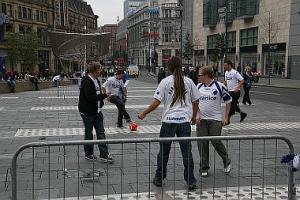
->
xmin=116 ymin=18 xmax=128 ymax=66
xmin=0 ymin=0 xmax=98 ymax=75
xmin=124 ymin=0 xmax=147 ymax=17
xmin=100 ymin=24 xmax=118 ymax=64
xmin=193 ymin=0 xmax=300 ymax=79
xmin=127 ymin=0 xmax=181 ymax=74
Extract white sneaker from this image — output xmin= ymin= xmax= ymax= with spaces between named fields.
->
xmin=201 ymin=171 xmax=208 ymax=177
xmin=224 ymin=164 xmax=231 ymax=173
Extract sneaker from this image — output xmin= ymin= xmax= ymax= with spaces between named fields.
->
xmin=126 ymin=118 xmax=132 ymax=123
xmin=188 ymin=183 xmax=197 ymax=191
xmin=200 ymin=170 xmax=208 ymax=177
xmin=224 ymin=164 xmax=231 ymax=174
xmin=153 ymin=176 xmax=162 ymax=187
xmin=99 ymin=153 xmax=114 ymax=163
xmin=240 ymin=112 xmax=247 ymax=122
xmin=85 ymin=154 xmax=97 ymax=161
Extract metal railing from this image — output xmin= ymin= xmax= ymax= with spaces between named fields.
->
xmin=11 ymin=135 xmax=297 ymax=200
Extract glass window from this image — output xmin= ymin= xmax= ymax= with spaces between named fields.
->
xmin=240 ymin=27 xmax=258 ymax=46
xmin=22 ymin=7 xmax=27 ymax=19
xmin=18 ymin=6 xmax=22 ymax=19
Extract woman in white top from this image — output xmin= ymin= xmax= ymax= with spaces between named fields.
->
xmin=138 ymin=56 xmax=200 ymax=190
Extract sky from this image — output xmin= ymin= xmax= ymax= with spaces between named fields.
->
xmin=85 ymin=0 xmax=124 ymax=26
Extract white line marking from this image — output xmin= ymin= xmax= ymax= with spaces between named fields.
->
xmin=15 ymin=122 xmax=300 ymax=137
xmin=31 ymin=104 xmax=162 ymax=111
xmin=38 ymin=95 xmax=154 ymax=99
xmin=0 ymin=96 xmax=19 ymax=99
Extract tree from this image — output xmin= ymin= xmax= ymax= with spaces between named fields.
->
xmin=5 ymin=32 xmax=39 ymax=71
xmin=209 ymin=34 xmax=225 ymax=63
xmin=183 ymin=32 xmax=194 ymax=63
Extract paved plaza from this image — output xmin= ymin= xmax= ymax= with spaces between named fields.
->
xmin=0 ymin=77 xmax=300 ymax=199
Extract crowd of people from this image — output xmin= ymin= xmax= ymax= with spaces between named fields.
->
xmin=78 ymin=58 xmax=254 ymax=191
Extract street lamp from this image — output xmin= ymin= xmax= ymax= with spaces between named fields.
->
xmin=178 ymin=0 xmax=183 ymax=61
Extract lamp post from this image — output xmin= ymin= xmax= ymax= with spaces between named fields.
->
xmin=268 ymin=11 xmax=271 ymax=85
xmin=178 ymin=0 xmax=183 ymax=61
xmin=224 ymin=0 xmax=228 ymax=61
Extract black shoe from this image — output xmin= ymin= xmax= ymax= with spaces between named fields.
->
xmin=85 ymin=154 xmax=97 ymax=161
xmin=153 ymin=176 xmax=162 ymax=187
xmin=117 ymin=124 xmax=124 ymax=128
xmin=188 ymin=182 xmax=197 ymax=190
xmin=99 ymin=153 xmax=114 ymax=163
xmin=126 ymin=118 xmax=132 ymax=123
xmin=240 ymin=112 xmax=247 ymax=122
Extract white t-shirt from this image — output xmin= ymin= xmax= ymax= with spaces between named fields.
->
xmin=102 ymin=76 xmax=124 ymax=98
xmin=52 ymin=75 xmax=60 ymax=81
xmin=197 ymin=81 xmax=232 ymax=121
xmin=154 ymin=75 xmax=200 ymax=123
xmin=225 ymin=69 xmax=244 ymax=92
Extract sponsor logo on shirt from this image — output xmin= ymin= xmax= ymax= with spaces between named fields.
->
xmin=166 ymin=116 xmax=186 ymax=121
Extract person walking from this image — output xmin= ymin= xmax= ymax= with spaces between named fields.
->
xmin=78 ymin=62 xmax=114 ymax=163
xmin=138 ymin=56 xmax=200 ymax=190
xmin=242 ymin=66 xmax=253 ymax=105
xmin=102 ymin=69 xmax=132 ymax=128
xmin=196 ymin=66 xmax=232 ymax=177
xmin=224 ymin=60 xmax=247 ymax=123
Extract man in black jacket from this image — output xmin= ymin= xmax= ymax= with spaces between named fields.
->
xmin=78 ymin=62 xmax=113 ymax=163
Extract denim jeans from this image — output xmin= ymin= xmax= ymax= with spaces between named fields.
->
xmin=80 ymin=111 xmax=108 ymax=157
xmin=156 ymin=122 xmax=196 ymax=185
xmin=109 ymin=95 xmax=131 ymax=126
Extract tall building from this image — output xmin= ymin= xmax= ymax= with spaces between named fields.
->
xmin=193 ymin=0 xmax=300 ymax=79
xmin=124 ymin=0 xmax=147 ymax=17
xmin=127 ymin=0 xmax=180 ymax=73
xmin=100 ymin=24 xmax=118 ymax=62
xmin=116 ymin=18 xmax=128 ymax=66
xmin=0 ymin=0 xmax=98 ymax=74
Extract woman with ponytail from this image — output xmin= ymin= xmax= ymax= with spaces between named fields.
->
xmin=138 ymin=56 xmax=200 ymax=190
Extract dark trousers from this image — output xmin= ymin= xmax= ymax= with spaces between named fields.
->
xmin=156 ymin=122 xmax=196 ymax=185
xmin=80 ymin=112 xmax=108 ymax=157
xmin=109 ymin=95 xmax=131 ymax=126
xmin=30 ymin=77 xmax=39 ymax=90
xmin=229 ymin=91 xmax=242 ymax=117
xmin=196 ymin=119 xmax=230 ymax=171
xmin=242 ymin=86 xmax=252 ymax=104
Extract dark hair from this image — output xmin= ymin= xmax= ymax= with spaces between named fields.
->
xmin=167 ymin=56 xmax=186 ymax=106
xmin=116 ymin=69 xmax=124 ymax=75
xmin=224 ymin=60 xmax=233 ymax=66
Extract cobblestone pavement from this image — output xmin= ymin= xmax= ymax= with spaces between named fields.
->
xmin=0 ymin=78 xmax=300 ymax=200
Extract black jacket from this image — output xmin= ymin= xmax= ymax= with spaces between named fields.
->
xmin=78 ymin=75 xmax=107 ymax=115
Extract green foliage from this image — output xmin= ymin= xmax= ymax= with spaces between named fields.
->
xmin=210 ymin=34 xmax=225 ymax=63
xmin=5 ymin=32 xmax=39 ymax=68
xmin=183 ymin=32 xmax=194 ymax=61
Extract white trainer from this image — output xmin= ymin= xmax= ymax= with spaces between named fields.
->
xmin=224 ymin=164 xmax=231 ymax=173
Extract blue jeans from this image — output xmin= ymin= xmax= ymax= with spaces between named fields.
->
xmin=156 ymin=122 xmax=196 ymax=185
xmin=80 ymin=112 xmax=108 ymax=157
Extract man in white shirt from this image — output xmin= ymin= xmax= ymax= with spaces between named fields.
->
xmin=138 ymin=56 xmax=199 ymax=190
xmin=196 ymin=66 xmax=232 ymax=177
xmin=102 ymin=69 xmax=131 ymax=128
xmin=224 ymin=60 xmax=247 ymax=123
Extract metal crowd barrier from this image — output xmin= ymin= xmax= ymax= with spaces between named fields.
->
xmin=11 ymin=135 xmax=297 ymax=200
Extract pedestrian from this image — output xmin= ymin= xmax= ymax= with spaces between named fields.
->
xmin=224 ymin=60 xmax=247 ymax=123
xmin=78 ymin=62 xmax=114 ymax=163
xmin=138 ymin=56 xmax=199 ymax=190
xmin=157 ymin=67 xmax=166 ymax=83
xmin=52 ymin=74 xmax=61 ymax=87
xmin=242 ymin=66 xmax=253 ymax=105
xmin=6 ymin=71 xmax=16 ymax=93
xmin=28 ymin=73 xmax=39 ymax=90
xmin=196 ymin=66 xmax=232 ymax=177
xmin=102 ymin=69 xmax=132 ymax=128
